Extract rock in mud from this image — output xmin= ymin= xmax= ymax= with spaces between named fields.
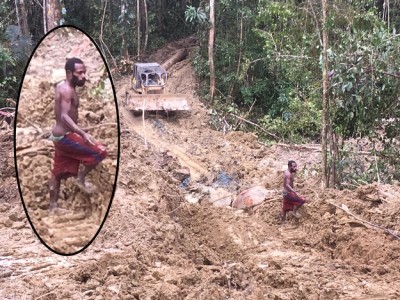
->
xmin=0 ymin=217 xmax=13 ymax=227
xmin=232 ymin=186 xmax=277 ymax=209
xmin=8 ymin=212 xmax=25 ymax=222
xmin=0 ymin=203 xmax=11 ymax=212
xmin=11 ymin=221 xmax=26 ymax=229
xmin=172 ymin=167 xmax=190 ymax=181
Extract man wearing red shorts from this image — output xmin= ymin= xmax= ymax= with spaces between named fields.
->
xmin=48 ymin=57 xmax=107 ymax=212
xmin=280 ymin=160 xmax=306 ymax=223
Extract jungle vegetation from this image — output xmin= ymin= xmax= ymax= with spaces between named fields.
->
xmin=1 ymin=0 xmax=399 ymax=187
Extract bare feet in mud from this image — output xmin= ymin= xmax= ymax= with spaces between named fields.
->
xmin=279 ymin=213 xmax=286 ymax=225
xmin=280 ymin=210 xmax=301 ymax=224
xmin=75 ymin=178 xmax=98 ymax=194
xmin=54 ymin=208 xmax=70 ymax=215
xmin=48 ymin=204 xmax=70 ymax=215
xmin=49 ymin=201 xmax=57 ymax=213
xmin=289 ymin=211 xmax=301 ymax=219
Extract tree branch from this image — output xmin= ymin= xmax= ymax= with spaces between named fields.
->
xmin=229 ymin=113 xmax=279 ymax=140
xmin=307 ymin=0 xmax=323 ymax=47
xmin=249 ymin=54 xmax=312 ymax=66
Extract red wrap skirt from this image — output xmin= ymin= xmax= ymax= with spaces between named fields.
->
xmin=282 ymin=192 xmax=305 ymax=213
xmin=51 ymin=132 xmax=107 ymax=178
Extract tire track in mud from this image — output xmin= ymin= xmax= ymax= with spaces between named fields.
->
xmin=120 ymin=108 xmax=209 ymax=181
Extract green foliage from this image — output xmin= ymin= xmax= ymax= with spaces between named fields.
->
xmin=377 ymin=120 xmax=400 ymax=182
xmin=62 ymin=0 xmax=197 ymax=63
xmin=0 ymin=1 xmax=28 ymax=106
xmin=259 ymin=97 xmax=321 ymax=143
xmin=329 ymin=21 xmax=400 ymax=139
xmin=336 ymin=151 xmax=373 ymax=186
xmin=322 ymin=4 xmax=400 ymax=187
xmin=192 ymin=0 xmax=269 ymax=108
xmin=249 ymin=0 xmax=323 ymax=140
xmin=185 ymin=6 xmax=208 ymax=24
xmin=191 ymin=47 xmax=209 ymax=81
xmin=336 ymin=135 xmax=400 ymax=187
xmin=0 ymin=44 xmax=14 ymax=66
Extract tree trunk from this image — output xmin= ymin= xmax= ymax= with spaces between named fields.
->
xmin=228 ymin=11 xmax=244 ymax=101
xmin=156 ymin=0 xmax=163 ymax=33
xmin=329 ymin=125 xmax=339 ymax=187
xmin=143 ymin=0 xmax=149 ymax=54
xmin=321 ymin=0 xmax=329 ymax=189
xmin=43 ymin=0 xmax=61 ymax=33
xmin=120 ymin=0 xmax=128 ymax=59
xmin=15 ymin=0 xmax=29 ymax=36
xmin=209 ymin=0 xmax=215 ymax=100
xmin=42 ymin=0 xmax=47 ymax=34
xmin=136 ymin=0 xmax=141 ymax=59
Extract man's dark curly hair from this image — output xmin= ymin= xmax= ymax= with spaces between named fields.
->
xmin=65 ymin=57 xmax=84 ymax=72
xmin=288 ymin=160 xmax=296 ymax=167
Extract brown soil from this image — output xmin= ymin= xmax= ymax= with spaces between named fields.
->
xmin=1 ymin=37 xmax=400 ymax=299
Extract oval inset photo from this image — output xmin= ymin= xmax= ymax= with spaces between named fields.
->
xmin=15 ymin=26 xmax=119 ymax=255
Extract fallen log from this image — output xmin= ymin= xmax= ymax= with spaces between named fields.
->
xmin=162 ymin=49 xmax=189 ymax=71
xmin=17 ymin=115 xmax=42 ymax=134
xmin=16 ymin=145 xmax=53 ymax=157
xmin=325 ymin=200 xmax=400 ymax=240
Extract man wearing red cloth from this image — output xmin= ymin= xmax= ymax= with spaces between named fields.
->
xmin=280 ymin=160 xmax=306 ymax=223
xmin=48 ymin=57 xmax=107 ymax=212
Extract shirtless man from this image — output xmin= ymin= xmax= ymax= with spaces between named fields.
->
xmin=48 ymin=57 xmax=107 ymax=212
xmin=281 ymin=160 xmax=306 ymax=223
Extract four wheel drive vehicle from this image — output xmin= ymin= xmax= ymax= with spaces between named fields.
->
xmin=124 ymin=62 xmax=189 ymax=114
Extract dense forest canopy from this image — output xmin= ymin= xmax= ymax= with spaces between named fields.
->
xmin=1 ymin=0 xmax=399 ymax=186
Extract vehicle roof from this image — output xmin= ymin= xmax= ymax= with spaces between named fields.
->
xmin=135 ymin=62 xmax=166 ymax=72
xmin=135 ymin=62 xmax=161 ymax=67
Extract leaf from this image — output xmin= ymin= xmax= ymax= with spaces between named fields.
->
xmin=341 ymin=83 xmax=348 ymax=93
xmin=347 ymin=81 xmax=353 ymax=90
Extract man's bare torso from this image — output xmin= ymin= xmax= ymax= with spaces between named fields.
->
xmin=52 ymin=81 xmax=79 ymax=136
xmin=283 ymin=170 xmax=294 ymax=193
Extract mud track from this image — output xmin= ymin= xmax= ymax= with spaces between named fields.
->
xmin=1 ymin=39 xmax=400 ymax=299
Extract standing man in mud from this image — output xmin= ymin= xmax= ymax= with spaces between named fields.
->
xmin=48 ymin=57 xmax=107 ymax=212
xmin=280 ymin=160 xmax=306 ymax=223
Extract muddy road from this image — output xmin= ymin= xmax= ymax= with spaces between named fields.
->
xmin=1 ymin=39 xmax=400 ymax=299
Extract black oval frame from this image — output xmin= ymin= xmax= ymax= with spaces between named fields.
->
xmin=13 ymin=24 xmax=120 ymax=256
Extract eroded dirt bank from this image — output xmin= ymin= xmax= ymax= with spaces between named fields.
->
xmin=1 ymin=39 xmax=400 ymax=299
